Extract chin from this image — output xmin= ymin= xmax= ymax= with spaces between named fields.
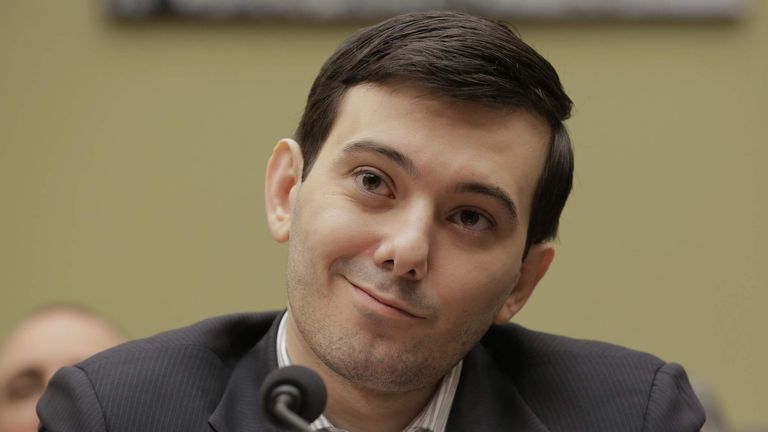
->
xmin=316 ymin=336 xmax=449 ymax=393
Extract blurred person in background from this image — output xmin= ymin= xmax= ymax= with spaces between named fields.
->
xmin=0 ymin=305 xmax=124 ymax=432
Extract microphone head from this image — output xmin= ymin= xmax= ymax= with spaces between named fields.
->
xmin=260 ymin=365 xmax=327 ymax=424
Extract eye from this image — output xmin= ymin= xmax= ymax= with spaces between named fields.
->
xmin=5 ymin=368 xmax=45 ymax=403
xmin=353 ymin=169 xmax=394 ymax=198
xmin=451 ymin=208 xmax=494 ymax=232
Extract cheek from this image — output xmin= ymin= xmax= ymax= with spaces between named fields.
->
xmin=433 ymin=251 xmax=519 ymax=314
xmin=297 ymin=197 xmax=382 ymax=262
xmin=0 ymin=403 xmax=40 ymax=432
xmin=3 ymin=421 xmax=40 ymax=432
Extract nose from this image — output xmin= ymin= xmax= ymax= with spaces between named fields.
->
xmin=373 ymin=204 xmax=432 ymax=281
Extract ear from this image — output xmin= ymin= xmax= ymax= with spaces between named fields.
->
xmin=493 ymin=243 xmax=555 ymax=325
xmin=264 ymin=138 xmax=303 ymax=243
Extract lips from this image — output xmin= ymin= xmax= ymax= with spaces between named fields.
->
xmin=345 ymin=277 xmax=426 ymax=319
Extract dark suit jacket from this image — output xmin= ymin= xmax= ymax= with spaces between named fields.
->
xmin=37 ymin=311 xmax=704 ymax=431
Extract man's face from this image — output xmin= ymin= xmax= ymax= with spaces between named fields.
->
xmin=0 ymin=311 xmax=123 ymax=432
xmin=268 ymin=83 xmax=552 ymax=393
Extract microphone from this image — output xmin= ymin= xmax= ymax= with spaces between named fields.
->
xmin=260 ymin=365 xmax=328 ymax=431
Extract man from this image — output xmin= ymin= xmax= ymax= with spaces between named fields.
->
xmin=37 ymin=10 xmax=705 ymax=432
xmin=0 ymin=305 xmax=124 ymax=432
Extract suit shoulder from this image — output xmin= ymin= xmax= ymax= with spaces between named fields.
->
xmin=52 ymin=311 xmax=281 ymax=431
xmin=77 ymin=310 xmax=280 ymax=384
xmin=481 ymin=324 xmax=701 ymax=431
xmin=483 ymin=323 xmax=663 ymax=369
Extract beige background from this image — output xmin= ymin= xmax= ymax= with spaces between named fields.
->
xmin=1 ymin=2 xmax=765 ymax=429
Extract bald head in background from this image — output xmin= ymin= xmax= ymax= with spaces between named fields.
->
xmin=0 ymin=306 xmax=124 ymax=432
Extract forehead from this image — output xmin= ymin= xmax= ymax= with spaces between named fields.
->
xmin=316 ymin=83 xmax=551 ymax=219
xmin=0 ymin=312 xmax=122 ymax=375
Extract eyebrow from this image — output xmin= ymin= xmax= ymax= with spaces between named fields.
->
xmin=340 ymin=140 xmax=418 ymax=177
xmin=339 ymin=139 xmax=518 ymax=222
xmin=454 ymin=182 xmax=518 ymax=223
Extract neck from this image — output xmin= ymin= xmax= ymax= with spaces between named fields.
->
xmin=324 ymin=379 xmax=437 ymax=432
xmin=285 ymin=313 xmax=439 ymax=432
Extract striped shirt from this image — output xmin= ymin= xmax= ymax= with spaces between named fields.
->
xmin=276 ymin=312 xmax=462 ymax=432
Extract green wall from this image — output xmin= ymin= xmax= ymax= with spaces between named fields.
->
xmin=2 ymin=2 xmax=766 ymax=428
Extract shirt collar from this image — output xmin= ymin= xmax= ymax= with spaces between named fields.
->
xmin=276 ymin=312 xmax=462 ymax=432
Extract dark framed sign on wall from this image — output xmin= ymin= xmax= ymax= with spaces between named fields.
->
xmin=109 ymin=0 xmax=746 ymax=21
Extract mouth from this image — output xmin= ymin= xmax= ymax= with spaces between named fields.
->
xmin=345 ymin=277 xmax=426 ymax=320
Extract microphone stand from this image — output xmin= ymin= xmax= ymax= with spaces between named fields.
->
xmin=261 ymin=366 xmax=326 ymax=432
xmin=271 ymin=384 xmax=314 ymax=432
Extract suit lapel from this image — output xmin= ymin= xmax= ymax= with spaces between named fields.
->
xmin=209 ymin=313 xmax=284 ymax=432
xmin=446 ymin=341 xmax=550 ymax=432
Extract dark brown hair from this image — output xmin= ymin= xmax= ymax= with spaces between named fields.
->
xmin=296 ymin=10 xmax=574 ymax=251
